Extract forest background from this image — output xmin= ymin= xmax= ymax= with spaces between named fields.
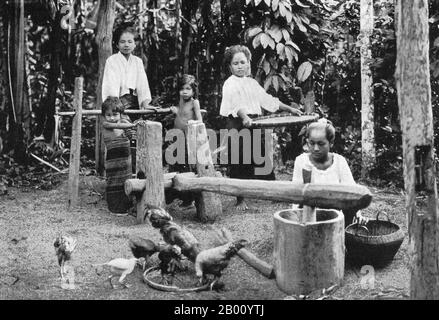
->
xmin=1 ymin=0 xmax=438 ymax=191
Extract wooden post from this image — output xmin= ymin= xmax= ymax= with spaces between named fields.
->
xmin=395 ymin=0 xmax=439 ymax=299
xmin=360 ymin=0 xmax=376 ymax=179
xmin=187 ymin=121 xmax=222 ymax=222
xmin=68 ymin=77 xmax=83 ymax=209
xmin=136 ymin=120 xmax=165 ymax=224
xmin=95 ymin=0 xmax=115 ymax=176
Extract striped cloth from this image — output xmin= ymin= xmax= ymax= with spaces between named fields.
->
xmin=104 ymin=134 xmax=132 ymax=213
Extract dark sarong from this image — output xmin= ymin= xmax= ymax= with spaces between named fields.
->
xmin=104 ymin=134 xmax=132 ymax=213
xmin=226 ymin=116 xmax=276 ymax=181
xmin=120 ymin=92 xmax=138 ymax=173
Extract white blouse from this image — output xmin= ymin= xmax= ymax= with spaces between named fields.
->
xmin=220 ymin=75 xmax=280 ymax=117
xmin=102 ymin=52 xmax=152 ymax=108
xmin=292 ymin=153 xmax=356 ymax=185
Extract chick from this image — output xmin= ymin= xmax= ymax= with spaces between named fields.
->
xmin=94 ymin=257 xmax=145 ymax=289
xmin=53 ymin=235 xmax=77 ymax=281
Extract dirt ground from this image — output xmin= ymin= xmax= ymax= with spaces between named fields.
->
xmin=0 ymin=171 xmax=410 ymax=300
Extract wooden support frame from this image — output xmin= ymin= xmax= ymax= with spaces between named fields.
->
xmin=187 ymin=121 xmax=222 ymax=222
xmin=135 ymin=120 xmax=165 ymax=224
xmin=68 ymin=77 xmax=84 ymax=209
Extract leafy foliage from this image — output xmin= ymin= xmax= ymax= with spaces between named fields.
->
xmin=4 ymin=0 xmax=439 ymax=191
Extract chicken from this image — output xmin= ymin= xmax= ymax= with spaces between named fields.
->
xmin=128 ymin=236 xmax=161 ymax=269
xmin=144 ymin=204 xmax=173 ymax=228
xmin=195 ymin=239 xmax=247 ymax=287
xmin=160 ymin=221 xmax=201 ymax=262
xmin=144 ymin=204 xmax=201 ymax=262
xmin=158 ymin=245 xmax=184 ymax=285
xmin=93 ymin=257 xmax=145 ymax=289
xmin=53 ymin=235 xmax=77 ymax=281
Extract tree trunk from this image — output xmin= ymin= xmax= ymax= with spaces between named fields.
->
xmin=395 ymin=0 xmax=439 ymax=299
xmin=6 ymin=0 xmax=29 ymax=163
xmin=41 ymin=13 xmax=62 ymax=143
xmin=95 ymin=0 xmax=116 ymax=176
xmin=360 ymin=0 xmax=376 ymax=179
xmin=0 ymin=2 xmax=9 ymax=154
xmin=303 ymin=75 xmax=315 ymax=114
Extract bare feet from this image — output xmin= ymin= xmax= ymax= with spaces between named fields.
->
xmin=235 ymin=197 xmax=249 ymax=211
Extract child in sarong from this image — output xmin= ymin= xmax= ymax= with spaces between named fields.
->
xmin=101 ymin=96 xmax=139 ymax=214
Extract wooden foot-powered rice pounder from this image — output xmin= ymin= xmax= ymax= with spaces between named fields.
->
xmin=172 ymin=173 xmax=372 ymax=295
xmin=125 ymin=119 xmax=373 ymax=295
xmin=127 ymin=171 xmax=372 ymax=295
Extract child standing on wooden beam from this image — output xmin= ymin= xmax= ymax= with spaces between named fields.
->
xmin=101 ymin=96 xmax=139 ymax=215
xmin=220 ymin=45 xmax=302 ymax=211
xmin=166 ymin=74 xmax=203 ymax=209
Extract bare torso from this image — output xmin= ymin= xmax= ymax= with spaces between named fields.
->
xmin=174 ymin=99 xmax=197 ymax=131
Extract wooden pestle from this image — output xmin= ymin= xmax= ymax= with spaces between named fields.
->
xmin=301 ymin=169 xmax=316 ymax=223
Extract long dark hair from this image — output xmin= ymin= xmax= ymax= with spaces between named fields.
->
xmin=178 ymin=74 xmax=198 ymax=99
xmin=113 ymin=24 xmax=138 ymax=46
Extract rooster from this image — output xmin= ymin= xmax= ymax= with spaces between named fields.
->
xmin=144 ymin=204 xmax=173 ymax=228
xmin=195 ymin=239 xmax=247 ymax=288
xmin=128 ymin=236 xmax=161 ymax=269
xmin=144 ymin=204 xmax=201 ymax=262
xmin=93 ymin=257 xmax=145 ymax=289
xmin=54 ymin=235 xmax=77 ymax=281
xmin=158 ymin=245 xmax=185 ymax=285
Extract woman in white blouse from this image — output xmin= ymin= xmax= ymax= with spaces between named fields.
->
xmin=292 ymin=119 xmax=367 ymax=225
xmin=101 ymin=25 xmax=153 ymax=175
xmin=220 ymin=45 xmax=302 ymax=210
xmin=102 ymin=25 xmax=152 ymax=112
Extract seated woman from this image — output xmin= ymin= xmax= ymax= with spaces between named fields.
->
xmin=292 ymin=119 xmax=367 ymax=225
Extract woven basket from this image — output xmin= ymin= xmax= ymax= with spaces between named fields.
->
xmin=345 ymin=212 xmax=405 ymax=268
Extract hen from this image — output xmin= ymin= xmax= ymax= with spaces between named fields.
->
xmin=158 ymin=245 xmax=184 ymax=285
xmin=53 ymin=235 xmax=77 ymax=281
xmin=144 ymin=204 xmax=201 ymax=262
xmin=128 ymin=236 xmax=161 ymax=269
xmin=195 ymin=239 xmax=247 ymax=287
xmin=94 ymin=257 xmax=145 ymax=289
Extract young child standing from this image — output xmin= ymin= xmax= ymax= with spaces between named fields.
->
xmin=101 ymin=96 xmax=139 ymax=215
xmin=167 ymin=75 xmax=203 ymax=208
xmin=170 ymin=74 xmax=203 ymax=132
xmin=292 ymin=119 xmax=367 ymax=225
xmin=220 ymin=45 xmax=302 ymax=210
